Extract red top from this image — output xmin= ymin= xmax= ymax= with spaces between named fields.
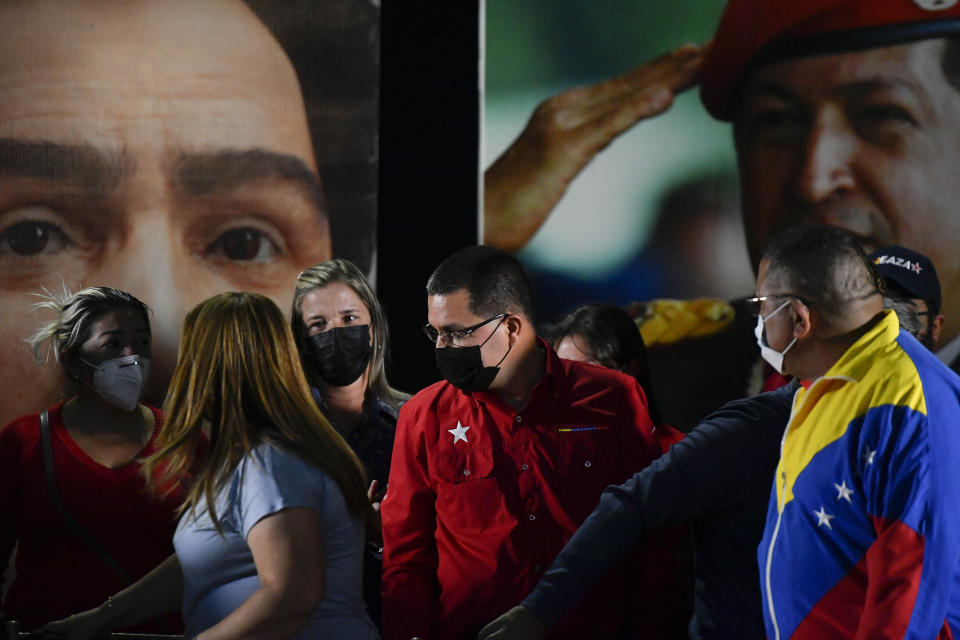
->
xmin=381 ymin=339 xmax=671 ymax=640
xmin=0 ymin=402 xmax=184 ymax=631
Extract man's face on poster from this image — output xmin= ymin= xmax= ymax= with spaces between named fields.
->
xmin=733 ymin=38 xmax=960 ymax=345
xmin=0 ymin=0 xmax=331 ymax=425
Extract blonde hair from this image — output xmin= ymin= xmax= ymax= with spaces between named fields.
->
xmin=291 ymin=259 xmax=407 ymax=410
xmin=28 ymin=285 xmax=150 ymax=363
xmin=144 ymin=291 xmax=369 ymax=532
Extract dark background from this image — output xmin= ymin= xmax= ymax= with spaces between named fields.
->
xmin=379 ymin=2 xmax=481 ymax=393
xmin=247 ymin=0 xmax=382 ymax=275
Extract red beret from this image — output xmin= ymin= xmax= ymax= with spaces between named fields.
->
xmin=700 ymin=0 xmax=960 ymax=120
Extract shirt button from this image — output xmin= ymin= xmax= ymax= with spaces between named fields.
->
xmin=534 ymin=564 xmax=542 ymax=572
xmin=515 ymin=416 xmax=523 ymax=423
xmin=528 ymin=514 xmax=536 ymax=521
xmin=584 ymin=460 xmax=592 ymax=468
xmin=463 ymin=469 xmax=471 ymax=476
xmin=521 ymin=464 xmax=529 ymax=471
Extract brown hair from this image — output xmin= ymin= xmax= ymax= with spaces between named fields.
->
xmin=144 ymin=291 xmax=369 ymax=532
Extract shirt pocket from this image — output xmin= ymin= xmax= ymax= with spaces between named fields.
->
xmin=433 ymin=446 xmax=503 ymax=530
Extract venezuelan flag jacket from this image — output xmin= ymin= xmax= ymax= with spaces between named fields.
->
xmin=759 ymin=310 xmax=960 ymax=639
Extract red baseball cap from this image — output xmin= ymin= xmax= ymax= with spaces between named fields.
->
xmin=700 ymin=0 xmax=960 ymax=120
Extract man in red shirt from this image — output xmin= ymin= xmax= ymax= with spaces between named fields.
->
xmin=380 ymin=245 xmax=679 ymax=640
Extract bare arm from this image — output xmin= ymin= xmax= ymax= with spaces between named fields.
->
xmin=483 ymin=43 xmax=706 ymax=252
xmin=195 ymin=507 xmax=325 ymax=640
xmin=42 ymin=553 xmax=182 ymax=640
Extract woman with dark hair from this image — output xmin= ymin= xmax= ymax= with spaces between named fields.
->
xmin=0 ymin=286 xmax=182 ymax=632
xmin=46 ymin=292 xmax=378 ymax=639
xmin=549 ymin=303 xmax=665 ymax=427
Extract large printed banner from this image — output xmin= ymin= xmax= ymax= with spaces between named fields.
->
xmin=0 ymin=0 xmax=379 ymax=428
xmin=483 ymin=0 xmax=960 ymax=428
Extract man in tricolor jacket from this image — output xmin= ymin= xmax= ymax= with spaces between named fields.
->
xmin=754 ymin=225 xmax=960 ymax=638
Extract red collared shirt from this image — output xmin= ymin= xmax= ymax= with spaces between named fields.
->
xmin=381 ymin=340 xmax=665 ymax=640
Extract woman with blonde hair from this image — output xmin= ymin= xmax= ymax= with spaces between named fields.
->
xmin=47 ymin=292 xmax=378 ymax=639
xmin=291 ymin=260 xmax=406 ymax=629
xmin=291 ymin=259 xmax=406 ymax=493
xmin=0 ymin=286 xmax=182 ymax=632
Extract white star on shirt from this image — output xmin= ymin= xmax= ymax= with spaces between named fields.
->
xmin=814 ymin=506 xmax=835 ymax=530
xmin=448 ymin=420 xmax=470 ymax=444
xmin=862 ymin=446 xmax=876 ymax=465
xmin=834 ymin=480 xmax=854 ymax=504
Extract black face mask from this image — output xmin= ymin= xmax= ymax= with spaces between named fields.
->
xmin=435 ymin=319 xmax=511 ymax=392
xmin=307 ymin=324 xmax=372 ymax=387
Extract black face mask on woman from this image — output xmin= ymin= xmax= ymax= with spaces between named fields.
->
xmin=435 ymin=319 xmax=511 ymax=392
xmin=307 ymin=324 xmax=372 ymax=387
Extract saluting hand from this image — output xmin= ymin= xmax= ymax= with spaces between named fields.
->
xmin=483 ymin=43 xmax=708 ymax=252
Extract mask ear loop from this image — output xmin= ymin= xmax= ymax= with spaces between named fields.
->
xmin=477 ymin=315 xmax=509 ymax=349
xmin=759 ymin=299 xmax=793 ymax=346
xmin=487 ymin=315 xmax=513 ymax=368
xmin=780 ymin=336 xmax=798 ymax=357
xmin=493 ymin=341 xmax=513 ymax=369
xmin=777 ymin=298 xmax=806 ymax=356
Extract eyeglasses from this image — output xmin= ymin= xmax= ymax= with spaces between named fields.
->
xmin=744 ymin=294 xmax=809 ymax=317
xmin=423 ymin=313 xmax=507 ymax=345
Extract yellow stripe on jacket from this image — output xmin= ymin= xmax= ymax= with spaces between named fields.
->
xmin=776 ymin=311 xmax=926 ymax=510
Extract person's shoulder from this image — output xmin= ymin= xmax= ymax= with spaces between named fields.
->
xmin=735 ymin=383 xmax=797 ymax=418
xmin=862 ymin=332 xmax=957 ymax=407
xmin=249 ymin=439 xmax=304 ymax=467
xmin=889 ymin=333 xmax=960 ymax=424
xmin=560 ymin=357 xmax=643 ymax=398
xmin=690 ymin=386 xmax=795 ymax=442
xmin=2 ymin=410 xmax=40 ymax=437
xmin=399 ymin=379 xmax=460 ymax=416
xmin=1 ymin=403 xmax=60 ymax=445
xmin=899 ymin=333 xmax=960 ymax=388
xmin=243 ymin=440 xmax=329 ymax=486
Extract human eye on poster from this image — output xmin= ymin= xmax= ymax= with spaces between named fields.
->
xmin=0 ymin=0 xmax=379 ymax=427
xmin=483 ymin=0 xmax=960 ymax=429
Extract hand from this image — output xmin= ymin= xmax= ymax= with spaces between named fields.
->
xmin=483 ymin=42 xmax=707 ymax=252
xmin=40 ymin=607 xmax=112 ymax=640
xmin=367 ymin=479 xmax=384 ymax=510
xmin=477 ymin=605 xmax=547 ymax=640
xmin=366 ymin=479 xmax=384 ymax=543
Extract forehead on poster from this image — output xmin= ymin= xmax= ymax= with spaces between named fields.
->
xmin=0 ymin=0 xmax=378 ymax=428
xmin=697 ymin=0 xmax=960 ymax=351
xmin=701 ymin=0 xmax=960 ymax=119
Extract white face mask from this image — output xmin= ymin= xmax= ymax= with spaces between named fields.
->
xmin=754 ymin=300 xmax=797 ymax=375
xmin=79 ymin=355 xmax=150 ymax=411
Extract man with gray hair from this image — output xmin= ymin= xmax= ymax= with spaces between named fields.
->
xmin=754 ymin=225 xmax=960 ymax=637
xmin=479 ymin=227 xmax=960 ymax=640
